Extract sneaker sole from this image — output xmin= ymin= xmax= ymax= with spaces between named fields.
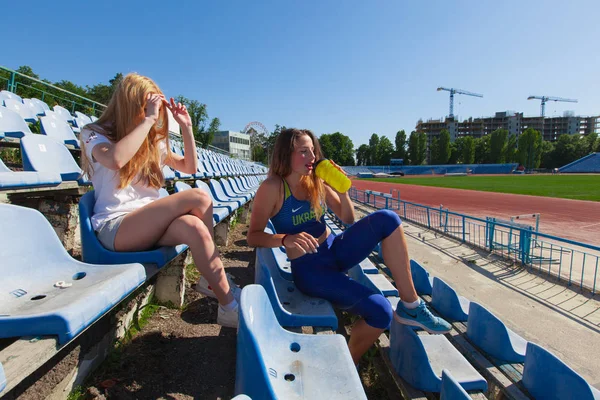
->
xmin=393 ymin=313 xmax=451 ymax=334
xmin=194 ymin=284 xmax=217 ymax=298
xmin=195 ymin=273 xmax=239 ymax=300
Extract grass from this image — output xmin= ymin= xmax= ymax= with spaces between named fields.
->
xmin=362 ymin=175 xmax=600 ymax=201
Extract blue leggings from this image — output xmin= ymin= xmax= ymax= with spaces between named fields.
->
xmin=291 ymin=209 xmax=402 ymax=329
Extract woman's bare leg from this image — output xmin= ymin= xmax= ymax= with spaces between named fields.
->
xmin=113 ymin=189 xmax=233 ymax=305
xmin=114 ymin=189 xmax=213 ymax=251
xmin=155 ymin=214 xmax=233 ymax=305
xmin=348 ymin=319 xmax=384 ymax=365
xmin=381 ymin=226 xmax=419 ymax=303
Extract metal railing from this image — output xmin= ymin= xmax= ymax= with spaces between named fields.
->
xmin=349 ymin=187 xmax=600 ymax=294
xmin=1 ymin=65 xmax=107 ymax=116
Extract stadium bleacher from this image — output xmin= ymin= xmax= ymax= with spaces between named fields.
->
xmin=559 ymin=152 xmax=600 ymax=173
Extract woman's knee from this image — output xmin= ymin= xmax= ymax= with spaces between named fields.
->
xmin=354 ymin=294 xmax=393 ymax=330
xmin=371 ymin=209 xmax=402 ymax=237
xmin=177 ymin=215 xmax=213 ymax=244
xmin=180 ymin=188 xmax=211 ymax=210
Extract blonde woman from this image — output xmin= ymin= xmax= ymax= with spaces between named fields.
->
xmin=247 ymin=128 xmax=450 ymax=364
xmin=80 ymin=73 xmax=239 ymax=327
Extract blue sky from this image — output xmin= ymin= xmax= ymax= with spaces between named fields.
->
xmin=3 ymin=0 xmax=599 ymax=147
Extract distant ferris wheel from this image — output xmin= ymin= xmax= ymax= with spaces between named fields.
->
xmin=243 ymin=121 xmax=269 ymax=140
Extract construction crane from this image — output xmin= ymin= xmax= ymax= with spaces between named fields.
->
xmin=437 ymin=87 xmax=483 ymax=119
xmin=527 ymin=95 xmax=578 ymax=118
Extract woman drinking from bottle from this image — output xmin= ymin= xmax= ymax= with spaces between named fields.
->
xmin=247 ymin=128 xmax=451 ymax=364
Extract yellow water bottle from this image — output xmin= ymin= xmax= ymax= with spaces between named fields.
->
xmin=314 ymin=159 xmax=351 ymax=193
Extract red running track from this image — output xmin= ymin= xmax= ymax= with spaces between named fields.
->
xmin=352 ymin=179 xmax=600 ymax=247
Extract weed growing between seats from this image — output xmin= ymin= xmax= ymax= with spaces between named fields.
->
xmin=0 ymin=147 xmax=20 ymax=166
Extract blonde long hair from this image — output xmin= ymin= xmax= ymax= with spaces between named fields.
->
xmin=270 ymin=128 xmax=326 ymax=219
xmin=81 ymin=73 xmax=170 ymax=189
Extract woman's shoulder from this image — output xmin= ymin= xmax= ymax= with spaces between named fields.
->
xmin=258 ymin=176 xmax=282 ymax=194
xmin=81 ymin=125 xmax=111 ymax=142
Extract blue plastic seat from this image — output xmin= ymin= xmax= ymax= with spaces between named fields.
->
xmin=411 ymin=259 xmax=434 ymax=295
xmin=209 ymin=179 xmax=245 ymax=207
xmin=31 ymin=98 xmax=50 ymax=112
xmin=20 ymin=135 xmax=83 ymax=182
xmin=158 ymin=188 xmax=169 ymax=198
xmin=79 ymin=191 xmax=188 ymax=267
xmin=40 ymin=116 xmax=79 ymax=147
xmin=440 ymin=370 xmax=471 ymax=400
xmin=0 ymin=106 xmax=33 ymax=138
xmin=174 ymin=181 xmax=229 ymax=224
xmin=162 ymin=165 xmax=176 ymax=181
xmin=3 ymin=99 xmax=37 ymax=123
xmin=195 ymin=180 xmax=239 ymax=214
xmin=53 ymin=105 xmax=74 ymax=123
xmin=255 ymin=245 xmax=338 ymax=330
xmin=390 ymin=321 xmax=488 ymax=392
xmin=431 ymin=277 xmax=470 ymax=322
xmin=23 ymin=98 xmax=46 ymax=116
xmin=0 ymin=156 xmax=62 ymax=189
xmin=522 ymin=342 xmax=600 ymax=400
xmin=0 ymin=204 xmax=146 ymax=344
xmin=221 ymin=178 xmax=252 ymax=201
xmin=203 ymin=160 xmax=219 ymax=177
xmin=347 ymin=264 xmax=398 ymax=297
xmin=358 ymin=258 xmax=379 ymax=274
xmin=466 ymin=302 xmax=527 ymax=363
xmin=74 ymin=111 xmax=92 ymax=126
xmin=235 ymin=285 xmax=365 ymax=400
xmin=0 ymin=90 xmax=22 ymax=103
xmin=0 ymin=361 xmax=5 ymax=393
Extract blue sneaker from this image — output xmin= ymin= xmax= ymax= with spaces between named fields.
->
xmin=394 ymin=299 xmax=452 ymax=334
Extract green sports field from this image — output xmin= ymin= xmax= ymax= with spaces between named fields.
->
xmin=362 ymin=175 xmax=600 ymax=201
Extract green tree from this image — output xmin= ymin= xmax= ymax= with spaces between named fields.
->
xmin=505 ymin=134 xmax=519 ymax=163
xmin=429 ymin=137 xmax=440 ymax=164
xmin=584 ymin=132 xmax=598 ymax=155
xmin=377 ymin=136 xmax=394 ymax=165
xmin=319 ymin=132 xmax=355 ymax=165
xmin=408 ymin=131 xmax=427 ymax=165
xmin=490 ymin=129 xmax=508 ymax=163
xmin=540 ymin=140 xmax=556 ymax=169
xmin=417 ymin=132 xmax=427 ymax=165
xmin=176 ymin=95 xmax=220 ymax=148
xmin=319 ymin=134 xmax=335 ymax=160
xmin=462 ymin=136 xmax=476 ymax=164
xmin=448 ymin=141 xmax=459 ymax=164
xmin=87 ymin=73 xmax=123 ymax=105
xmin=368 ymin=134 xmax=380 ymax=164
xmin=551 ymin=134 xmax=589 ymax=168
xmin=251 ymin=144 xmax=267 ymax=164
xmin=393 ymin=130 xmax=407 ymax=161
xmin=437 ymin=129 xmax=451 ymax=164
xmin=356 ymin=144 xmax=369 ymax=166
xmin=518 ymin=128 xmax=543 ymax=170
xmin=474 ymin=135 xmax=491 ymax=164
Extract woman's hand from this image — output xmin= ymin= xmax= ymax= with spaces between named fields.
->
xmin=166 ymin=97 xmax=193 ymax=128
xmin=145 ymin=93 xmax=165 ymax=123
xmin=329 ymin=159 xmax=347 ymax=176
xmin=283 ymin=232 xmax=320 ymax=254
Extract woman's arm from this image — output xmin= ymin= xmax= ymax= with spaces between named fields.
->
xmin=164 ymin=99 xmax=198 ymax=174
xmin=325 ymin=185 xmax=355 ymax=225
xmin=92 ymin=94 xmax=164 ymax=170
